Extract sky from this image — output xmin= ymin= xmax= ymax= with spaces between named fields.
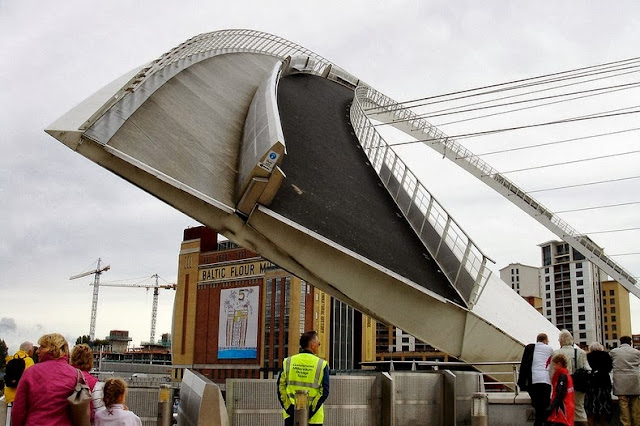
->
xmin=1 ymin=0 xmax=639 ymax=353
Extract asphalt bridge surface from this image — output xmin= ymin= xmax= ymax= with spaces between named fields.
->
xmin=272 ymin=73 xmax=464 ymax=306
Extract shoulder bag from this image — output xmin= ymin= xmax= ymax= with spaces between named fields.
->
xmin=571 ymin=348 xmax=591 ymax=392
xmin=67 ymin=368 xmax=92 ymax=426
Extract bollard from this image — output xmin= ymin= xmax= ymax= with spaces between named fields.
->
xmin=471 ymin=392 xmax=488 ymax=426
xmin=293 ymin=389 xmax=309 ymax=426
xmin=157 ymin=384 xmax=173 ymax=426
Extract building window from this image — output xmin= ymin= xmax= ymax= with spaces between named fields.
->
xmin=547 ymin=310 xmax=552 ymax=316
xmin=579 ymin=324 xmax=586 ymax=330
xmin=545 ymin=276 xmax=550 ymax=282
xmin=577 ymin=289 xmax=584 ymax=295
xmin=545 ymin=268 xmax=549 ymax=273
xmin=611 ymin=307 xmax=616 ymax=314
xmin=603 ymin=299 xmax=607 ymax=305
xmin=578 ymin=306 xmax=585 ymax=312
xmin=609 ymin=290 xmax=615 ymax=296
xmin=546 ymin=301 xmax=551 ymax=307
xmin=602 ymin=290 xmax=606 ymax=296
xmin=612 ymin=324 xmax=617 ymax=331
xmin=576 ymin=262 xmax=582 ymax=269
xmin=605 ymin=325 xmax=608 ymax=331
xmin=546 ymin=285 xmax=551 ymax=291
xmin=546 ymin=293 xmax=551 ymax=299
xmin=610 ymin=298 xmax=615 ymax=305
xmin=604 ymin=307 xmax=607 ymax=314
xmin=577 ymin=280 xmax=583 ymax=286
xmin=543 ymin=246 xmax=552 ymax=266
xmin=612 ymin=316 xmax=617 ymax=322
xmin=578 ymin=297 xmax=584 ymax=303
xmin=579 ymin=315 xmax=585 ymax=321
xmin=580 ymin=332 xmax=587 ymax=339
xmin=576 ymin=271 xmax=583 ymax=277
xmin=573 ymin=249 xmax=585 ymax=261
xmin=613 ymin=333 xmax=618 ymax=339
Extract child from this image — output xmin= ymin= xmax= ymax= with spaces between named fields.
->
xmin=94 ymin=378 xmax=142 ymax=426
xmin=547 ymin=353 xmax=575 ymax=426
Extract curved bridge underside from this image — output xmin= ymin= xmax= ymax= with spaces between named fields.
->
xmin=46 ymin=32 xmax=560 ymax=374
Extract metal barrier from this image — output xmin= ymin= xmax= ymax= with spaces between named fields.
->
xmin=226 ymin=376 xmax=379 ymax=425
xmin=177 ymin=369 xmax=228 ymax=426
xmin=362 ymin=360 xmax=521 ymax=395
xmin=0 ymin=397 xmax=8 ymax=426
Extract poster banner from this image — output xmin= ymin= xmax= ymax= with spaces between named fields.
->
xmin=218 ymin=286 xmax=259 ymax=359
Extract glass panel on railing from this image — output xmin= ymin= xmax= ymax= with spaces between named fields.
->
xmin=392 ymin=159 xmax=405 ymax=183
xmin=404 ymin=172 xmax=417 ymax=196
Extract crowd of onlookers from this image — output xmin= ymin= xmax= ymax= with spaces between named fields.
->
xmin=519 ymin=329 xmax=640 ymax=426
xmin=5 ymin=329 xmax=639 ymax=425
xmin=2 ymin=333 xmax=142 ymax=425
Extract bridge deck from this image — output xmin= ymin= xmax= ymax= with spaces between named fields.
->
xmin=272 ymin=74 xmax=464 ymax=306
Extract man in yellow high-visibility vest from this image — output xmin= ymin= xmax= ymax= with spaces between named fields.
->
xmin=278 ymin=330 xmax=330 ymax=425
xmin=4 ymin=341 xmax=35 ymax=404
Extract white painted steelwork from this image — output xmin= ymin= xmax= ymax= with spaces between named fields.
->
xmin=75 ymin=30 xmax=355 ymax=147
xmin=352 ymin=85 xmax=638 ymax=295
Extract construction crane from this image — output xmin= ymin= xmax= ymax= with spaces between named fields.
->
xmin=94 ymin=274 xmax=176 ymax=344
xmin=70 ymin=258 xmax=111 ymax=341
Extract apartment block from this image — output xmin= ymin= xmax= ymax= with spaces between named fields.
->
xmin=539 ymin=240 xmax=603 ymax=347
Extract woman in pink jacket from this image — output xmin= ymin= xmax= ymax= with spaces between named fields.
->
xmin=71 ymin=343 xmax=102 ymax=423
xmin=11 ymin=333 xmax=79 ymax=426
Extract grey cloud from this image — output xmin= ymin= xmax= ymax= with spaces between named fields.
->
xmin=0 ymin=318 xmax=17 ymax=334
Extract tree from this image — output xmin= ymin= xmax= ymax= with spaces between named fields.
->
xmin=76 ymin=335 xmax=91 ymax=345
xmin=94 ymin=338 xmax=110 ymax=348
xmin=74 ymin=335 xmax=110 ymax=349
xmin=0 ymin=338 xmax=7 ymax=371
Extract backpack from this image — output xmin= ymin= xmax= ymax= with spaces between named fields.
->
xmin=5 ymin=355 xmax=27 ymax=388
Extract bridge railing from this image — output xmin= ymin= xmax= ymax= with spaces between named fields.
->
xmin=364 ymin=359 xmax=523 ymax=394
xmin=356 ymin=84 xmax=637 ymax=289
xmin=351 ymin=85 xmax=493 ymax=307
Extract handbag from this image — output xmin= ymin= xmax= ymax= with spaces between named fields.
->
xmin=67 ymin=368 xmax=92 ymax=426
xmin=571 ymin=348 xmax=591 ymax=392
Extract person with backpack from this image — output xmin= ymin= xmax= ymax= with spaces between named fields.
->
xmin=3 ymin=341 xmax=34 ymax=404
xmin=11 ymin=333 xmax=78 ymax=426
xmin=520 ymin=333 xmax=554 ymax=426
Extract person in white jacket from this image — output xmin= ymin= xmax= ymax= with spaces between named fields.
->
xmin=94 ymin=378 xmax=142 ymax=426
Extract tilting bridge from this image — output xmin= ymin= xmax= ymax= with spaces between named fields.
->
xmin=45 ymin=30 xmax=637 ymax=374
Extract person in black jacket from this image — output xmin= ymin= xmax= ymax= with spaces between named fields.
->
xmin=585 ymin=342 xmax=612 ymax=425
xmin=518 ymin=343 xmax=535 ymax=391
